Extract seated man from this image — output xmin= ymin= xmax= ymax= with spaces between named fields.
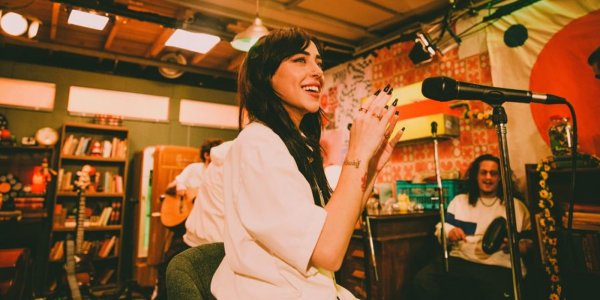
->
xmin=183 ymin=140 xmax=232 ymax=247
xmin=165 ymin=139 xmax=223 ymax=197
xmin=413 ymin=154 xmax=532 ymax=300
xmin=154 ymin=138 xmax=223 ymax=300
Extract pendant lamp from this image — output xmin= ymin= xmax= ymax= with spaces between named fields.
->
xmin=230 ymin=0 xmax=269 ymax=52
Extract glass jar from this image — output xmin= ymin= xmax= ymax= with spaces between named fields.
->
xmin=548 ymin=116 xmax=572 ymax=157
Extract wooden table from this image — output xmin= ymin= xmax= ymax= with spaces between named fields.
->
xmin=337 ymin=211 xmax=440 ymax=300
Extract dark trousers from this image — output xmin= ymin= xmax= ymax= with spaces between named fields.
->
xmin=156 ymin=224 xmax=191 ymax=300
xmin=413 ymin=256 xmax=514 ymax=300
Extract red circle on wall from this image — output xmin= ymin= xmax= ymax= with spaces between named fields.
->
xmin=530 ymin=9 xmax=600 ymax=155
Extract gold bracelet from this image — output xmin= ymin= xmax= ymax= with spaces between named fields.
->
xmin=343 ymin=159 xmax=361 ymax=169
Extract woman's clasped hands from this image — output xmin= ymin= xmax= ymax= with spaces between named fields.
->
xmin=348 ymin=84 xmax=404 ymax=176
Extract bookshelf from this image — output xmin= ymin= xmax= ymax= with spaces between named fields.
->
xmin=525 ymin=165 xmax=600 ymax=299
xmin=47 ymin=122 xmax=129 ymax=296
xmin=0 ymin=145 xmax=56 ymax=296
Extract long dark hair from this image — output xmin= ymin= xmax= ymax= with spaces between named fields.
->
xmin=464 ymin=154 xmax=524 ymax=206
xmin=237 ymin=27 xmax=331 ymax=207
xmin=465 ymin=154 xmax=503 ymax=206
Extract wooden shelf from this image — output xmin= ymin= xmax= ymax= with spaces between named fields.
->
xmin=63 ymin=121 xmax=128 ymax=132
xmin=56 ymin=192 xmax=124 ymax=198
xmin=48 ymin=122 xmax=129 ymax=295
xmin=53 ymin=225 xmax=121 ymax=232
xmin=0 ymin=144 xmax=56 ymax=295
xmin=60 ymin=155 xmax=126 ymax=163
xmin=0 ymin=145 xmax=55 ymax=152
xmin=525 ymin=164 xmax=600 ymax=299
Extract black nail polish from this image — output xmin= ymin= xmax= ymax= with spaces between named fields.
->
xmin=347 ymin=123 xmax=353 ymax=130
xmin=384 ymin=105 xmax=389 ymax=110
xmin=374 ymin=89 xmax=381 ymax=96
xmin=401 ymin=126 xmax=405 ymax=131
xmin=387 ymin=88 xmax=393 ymax=95
xmin=383 ymin=84 xmax=390 ymax=93
xmin=395 ymin=111 xmax=399 ymax=116
xmin=392 ymin=99 xmax=398 ymax=106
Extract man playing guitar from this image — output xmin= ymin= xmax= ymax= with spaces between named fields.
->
xmin=153 ymin=139 xmax=223 ymax=300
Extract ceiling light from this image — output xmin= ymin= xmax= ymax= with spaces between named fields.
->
xmin=68 ymin=9 xmax=109 ymax=30
xmin=1 ymin=12 xmax=28 ymax=36
xmin=165 ymin=29 xmax=220 ymax=54
xmin=231 ymin=0 xmax=269 ymax=52
xmin=27 ymin=19 xmax=40 ymax=38
xmin=0 ymin=11 xmax=42 ymax=39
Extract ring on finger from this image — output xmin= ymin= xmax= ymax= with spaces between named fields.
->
xmin=359 ymin=107 xmax=368 ymax=113
xmin=371 ymin=112 xmax=383 ymax=121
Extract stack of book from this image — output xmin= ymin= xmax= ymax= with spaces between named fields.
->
xmin=62 ymin=135 xmax=127 ymax=159
xmin=562 ymin=203 xmax=600 ymax=231
xmin=561 ymin=203 xmax=600 ymax=273
xmin=14 ymin=197 xmax=47 ymax=218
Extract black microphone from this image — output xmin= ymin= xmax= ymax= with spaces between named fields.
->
xmin=421 ymin=76 xmax=566 ymax=105
xmin=431 ymin=121 xmax=438 ymax=137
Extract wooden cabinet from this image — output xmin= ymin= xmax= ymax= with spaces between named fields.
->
xmin=130 ymin=145 xmax=199 ymax=287
xmin=0 ymin=145 xmax=56 ymax=296
xmin=47 ymin=122 xmax=129 ymax=295
xmin=338 ymin=211 xmax=440 ymax=300
xmin=525 ymin=165 xmax=600 ymax=300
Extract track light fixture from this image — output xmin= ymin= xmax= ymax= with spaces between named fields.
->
xmin=0 ymin=10 xmax=41 ymax=39
xmin=408 ymin=32 xmax=437 ymax=65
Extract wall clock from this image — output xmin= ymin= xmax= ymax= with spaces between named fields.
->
xmin=35 ymin=127 xmax=59 ymax=146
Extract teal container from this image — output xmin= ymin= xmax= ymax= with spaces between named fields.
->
xmin=396 ymin=180 xmax=466 ymax=210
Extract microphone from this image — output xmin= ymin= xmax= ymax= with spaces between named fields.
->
xmin=431 ymin=121 xmax=438 ymax=137
xmin=421 ymin=76 xmax=566 ymax=105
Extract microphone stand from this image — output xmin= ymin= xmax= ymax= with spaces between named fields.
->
xmin=431 ymin=121 xmax=449 ymax=272
xmin=362 ymin=210 xmax=379 ymax=283
xmin=491 ymin=104 xmax=523 ymax=300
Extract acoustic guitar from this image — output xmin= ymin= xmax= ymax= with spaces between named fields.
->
xmin=159 ymin=189 xmax=197 ymax=228
xmin=64 ymin=165 xmax=96 ymax=299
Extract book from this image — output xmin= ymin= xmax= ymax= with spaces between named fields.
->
xmin=560 ymin=203 xmax=600 ymax=214
xmin=98 ymin=236 xmax=117 ymax=258
xmin=98 ymin=269 xmax=115 ymax=285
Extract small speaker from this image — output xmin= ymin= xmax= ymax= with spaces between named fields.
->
xmin=158 ymin=52 xmax=187 ymax=79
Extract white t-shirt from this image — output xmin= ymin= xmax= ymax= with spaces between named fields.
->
xmin=174 ymin=162 xmax=205 ymax=191
xmin=435 ymin=193 xmax=531 ymax=271
xmin=211 ymin=122 xmax=356 ymax=300
xmin=324 ymin=165 xmax=342 ymax=190
xmin=183 ymin=141 xmax=232 ymax=247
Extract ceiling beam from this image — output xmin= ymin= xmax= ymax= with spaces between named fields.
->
xmin=191 ymin=53 xmax=206 ymax=65
xmin=2 ymin=37 xmax=235 ymax=78
xmin=283 ymin=0 xmax=305 ymax=9
xmin=164 ymin=0 xmax=358 ymax=48
xmin=227 ymin=53 xmax=245 ymax=72
xmin=50 ymin=2 xmax=60 ymax=40
xmin=356 ymin=0 xmax=396 ymax=13
xmin=146 ymin=27 xmax=174 ymax=58
xmin=104 ymin=17 xmax=127 ymax=50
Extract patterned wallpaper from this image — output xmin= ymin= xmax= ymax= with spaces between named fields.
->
xmin=322 ymin=40 xmax=500 ymax=186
